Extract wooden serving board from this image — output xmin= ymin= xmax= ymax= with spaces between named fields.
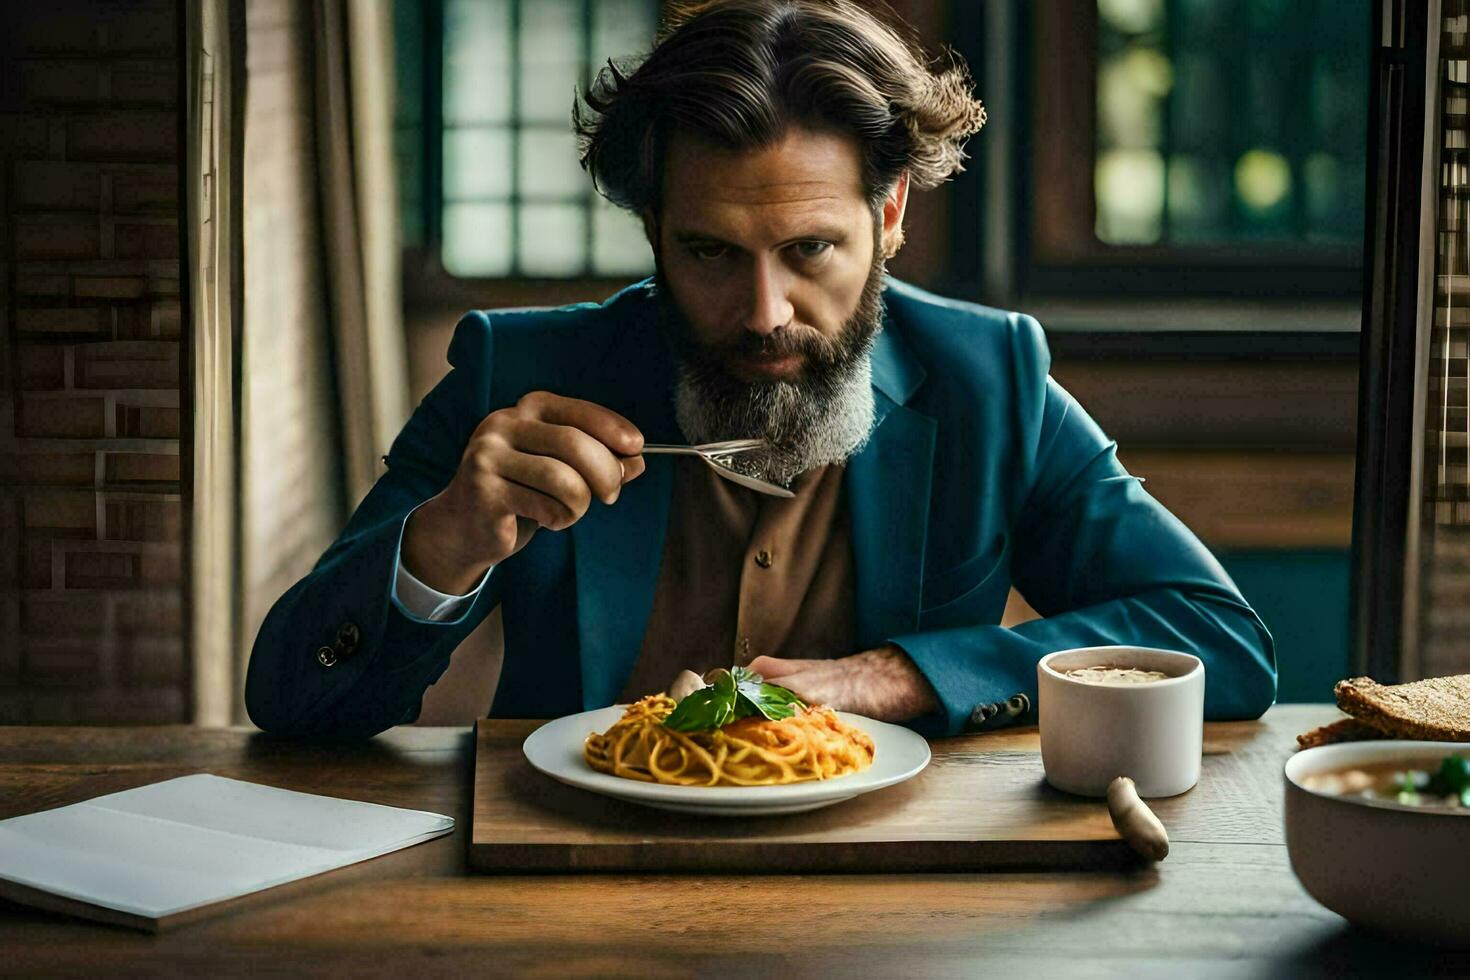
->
xmin=470 ymin=718 xmax=1140 ymax=873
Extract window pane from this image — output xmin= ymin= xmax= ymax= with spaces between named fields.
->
xmin=518 ymin=203 xmax=586 ymax=276
xmin=443 ymin=127 xmax=512 ymax=200
xmin=1098 ymin=0 xmax=1163 ymax=34
xmin=1166 ymin=154 xmax=1229 ymax=243
xmin=433 ymin=0 xmax=661 ymax=278
xmin=1234 ymin=147 xmax=1294 ymax=238
xmin=1097 ymin=46 xmax=1168 ymax=149
xmin=592 ymin=0 xmax=656 ymax=66
xmin=444 ymin=202 xmax=512 ymax=277
xmin=1170 ymin=53 xmax=1226 ymax=154
xmin=1094 ymin=0 xmax=1368 ymax=247
xmin=520 ymin=0 xmax=582 ymax=123
xmin=518 ymin=128 xmax=583 ymax=198
xmin=1096 ymin=148 xmax=1164 ymax=243
xmin=444 ymin=0 xmax=511 ymax=124
xmin=592 ymin=200 xmax=652 ymax=276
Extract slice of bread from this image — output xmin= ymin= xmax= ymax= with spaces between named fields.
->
xmin=1295 ymin=716 xmax=1387 ymax=749
xmin=1333 ymin=674 xmax=1470 ymax=741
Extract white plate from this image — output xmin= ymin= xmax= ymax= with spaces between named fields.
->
xmin=522 ymin=706 xmax=931 ymax=816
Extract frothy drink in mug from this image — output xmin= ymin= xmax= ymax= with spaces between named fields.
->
xmin=1063 ymin=666 xmax=1170 ymax=685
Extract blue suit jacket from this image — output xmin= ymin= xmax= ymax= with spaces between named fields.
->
xmin=245 ymin=279 xmax=1277 ymax=739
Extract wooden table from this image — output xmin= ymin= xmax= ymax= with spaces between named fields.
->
xmin=2 ymin=705 xmax=1465 ymax=977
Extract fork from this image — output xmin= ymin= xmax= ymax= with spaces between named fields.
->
xmin=639 ymin=439 xmax=795 ymax=498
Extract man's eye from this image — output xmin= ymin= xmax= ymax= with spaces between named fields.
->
xmin=689 ymin=244 xmax=728 ymax=261
xmin=792 ymin=241 xmax=832 ymax=259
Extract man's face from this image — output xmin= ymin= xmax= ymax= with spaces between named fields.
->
xmin=645 ymin=125 xmax=906 ymax=483
xmin=651 ymin=125 xmax=889 ymax=384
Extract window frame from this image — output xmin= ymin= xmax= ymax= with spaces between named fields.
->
xmin=946 ymin=0 xmax=1368 ymax=305
xmin=406 ymin=0 xmax=660 ymax=294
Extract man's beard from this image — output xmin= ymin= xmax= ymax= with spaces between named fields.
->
xmin=655 ymin=254 xmax=885 ymax=488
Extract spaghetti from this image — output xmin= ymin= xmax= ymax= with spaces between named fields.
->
xmin=584 ymin=694 xmax=876 ymax=786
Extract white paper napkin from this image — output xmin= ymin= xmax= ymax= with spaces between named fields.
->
xmin=0 ymin=773 xmax=455 ymax=919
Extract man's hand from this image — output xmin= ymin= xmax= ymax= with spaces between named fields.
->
xmin=746 ymin=646 xmax=939 ymax=722
xmin=402 ymin=391 xmax=645 ymax=594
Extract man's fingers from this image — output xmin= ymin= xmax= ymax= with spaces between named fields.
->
xmin=620 ymin=453 xmax=646 ymax=485
xmin=745 ymin=655 xmax=794 ymax=678
xmin=508 ymin=418 xmax=625 ymax=504
xmin=518 ymin=391 xmax=644 ymax=457
xmin=759 ymin=670 xmax=843 ymax=710
xmin=746 ymin=655 xmax=827 ymax=679
xmin=493 ymin=477 xmax=575 ymax=531
xmin=496 ymin=451 xmax=594 ymax=523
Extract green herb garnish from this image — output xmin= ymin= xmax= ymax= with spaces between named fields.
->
xmin=731 ymin=665 xmax=806 ymax=722
xmin=662 ymin=666 xmax=806 ymax=732
xmin=1425 ymin=754 xmax=1470 ymax=796
xmin=663 ymin=669 xmax=737 ymax=731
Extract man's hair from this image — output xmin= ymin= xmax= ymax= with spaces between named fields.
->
xmin=574 ymin=0 xmax=987 ymax=213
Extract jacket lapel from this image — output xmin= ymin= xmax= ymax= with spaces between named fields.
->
xmin=846 ymin=320 xmax=935 ymax=649
xmin=572 ymin=454 xmax=674 ymax=709
xmin=571 ymin=294 xmax=680 ymax=709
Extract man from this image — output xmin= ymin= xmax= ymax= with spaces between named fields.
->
xmin=245 ymin=0 xmax=1276 ymax=740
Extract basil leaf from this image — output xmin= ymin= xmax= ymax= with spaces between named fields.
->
xmin=738 ymin=689 xmax=802 ymax=721
xmin=732 ymin=668 xmax=806 ymax=721
xmin=662 ymin=686 xmax=727 ymax=732
xmin=756 ymin=683 xmax=806 ymax=720
xmin=663 ymin=668 xmax=740 ymax=731
xmin=731 ymin=665 xmax=761 ymax=687
xmin=662 ymin=666 xmax=804 ymax=730
xmin=709 ymin=668 xmax=737 ymax=703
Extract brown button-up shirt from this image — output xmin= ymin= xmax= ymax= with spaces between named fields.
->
xmin=618 ymin=458 xmax=857 ymax=701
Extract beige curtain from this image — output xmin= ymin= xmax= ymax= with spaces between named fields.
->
xmin=188 ymin=0 xmax=243 ymax=726
xmin=191 ymin=0 xmax=408 ymax=724
xmin=313 ymin=0 xmax=409 ymax=507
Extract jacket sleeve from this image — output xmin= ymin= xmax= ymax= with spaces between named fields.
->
xmin=890 ymin=318 xmax=1277 ymax=738
xmin=244 ymin=312 xmax=503 ymax=739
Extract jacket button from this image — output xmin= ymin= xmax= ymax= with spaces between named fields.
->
xmin=966 ymin=693 xmax=1031 ymax=732
xmin=336 ymin=622 xmax=360 ymax=650
xmin=754 ymin=550 xmax=773 ymax=569
xmin=316 ymin=645 xmax=338 ymax=667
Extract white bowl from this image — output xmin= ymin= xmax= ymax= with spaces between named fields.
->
xmin=1284 ymin=740 xmax=1470 ymax=944
xmin=1037 ymin=646 xmax=1205 ymax=798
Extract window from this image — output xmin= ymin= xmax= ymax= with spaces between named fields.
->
xmin=1094 ymin=0 xmax=1367 ymax=246
xmin=1022 ymin=0 xmax=1370 ymax=298
xmin=409 ymin=0 xmax=659 ymax=280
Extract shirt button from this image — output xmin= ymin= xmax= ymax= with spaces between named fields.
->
xmin=316 ymin=646 xmax=338 ymax=668
xmin=754 ymin=550 xmax=772 ymax=568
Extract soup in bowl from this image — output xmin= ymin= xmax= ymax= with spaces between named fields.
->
xmin=1284 ymin=740 xmax=1470 ymax=944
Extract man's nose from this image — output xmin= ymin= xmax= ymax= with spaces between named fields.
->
xmin=740 ymin=257 xmax=794 ymax=337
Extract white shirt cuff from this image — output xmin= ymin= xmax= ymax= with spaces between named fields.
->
xmin=393 ymin=558 xmax=490 ymax=622
xmin=391 ymin=503 xmax=494 ymax=623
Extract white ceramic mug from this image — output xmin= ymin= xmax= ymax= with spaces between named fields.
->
xmin=1037 ymin=646 xmax=1205 ymax=798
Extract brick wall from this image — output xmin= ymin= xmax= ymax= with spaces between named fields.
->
xmin=0 ymin=2 xmax=187 ymax=724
